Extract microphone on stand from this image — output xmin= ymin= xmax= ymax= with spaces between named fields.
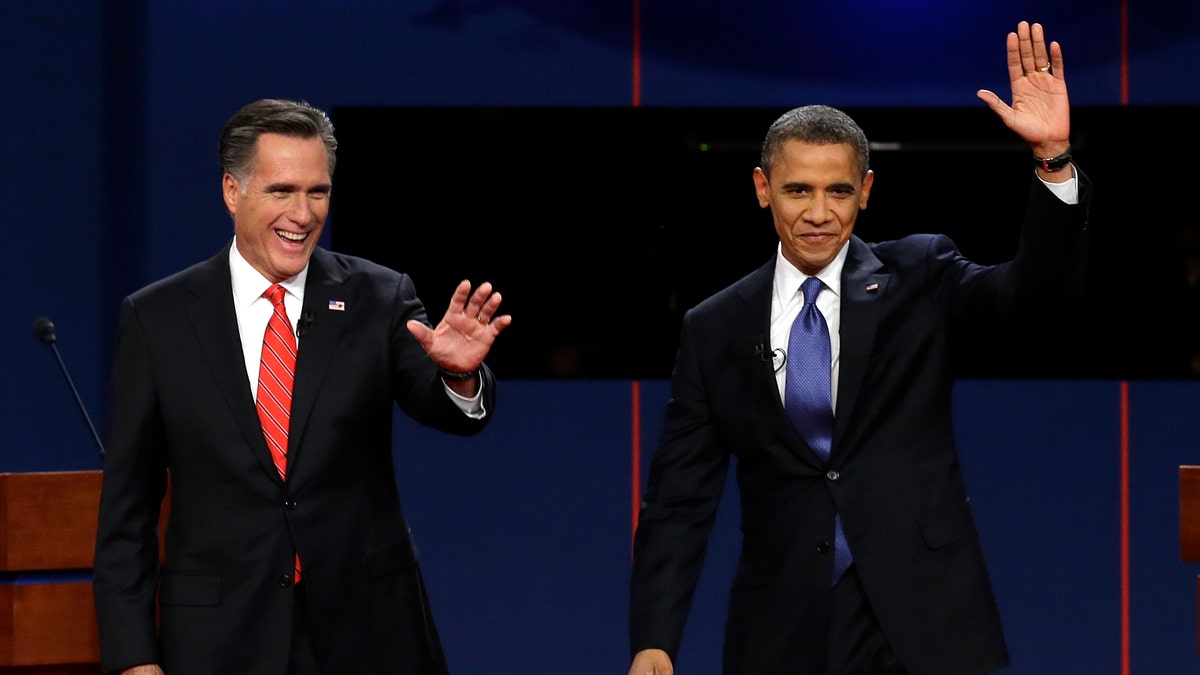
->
xmin=33 ymin=316 xmax=106 ymax=460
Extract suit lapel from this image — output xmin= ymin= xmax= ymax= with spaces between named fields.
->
xmin=734 ymin=259 xmax=828 ymax=467
xmin=734 ymin=260 xmax=781 ymax=425
xmin=288 ymin=247 xmax=353 ymax=475
xmin=834 ymin=236 xmax=888 ymax=448
xmin=184 ymin=242 xmax=279 ymax=479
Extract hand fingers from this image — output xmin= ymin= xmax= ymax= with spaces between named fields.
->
xmin=487 ymin=313 xmax=513 ymax=334
xmin=449 ymin=280 xmax=508 ymax=327
xmin=463 ymin=282 xmax=494 ymax=320
xmin=1004 ymin=30 xmax=1022 ymax=84
xmin=975 ymin=89 xmax=1011 ymax=122
xmin=1049 ymin=40 xmax=1066 ymax=81
xmin=447 ymin=279 xmax=486 ymax=316
xmin=446 ymin=279 xmax=473 ymax=316
xmin=406 ymin=319 xmax=432 ymax=348
xmin=1009 ymin=21 xmax=1058 ymax=81
xmin=1030 ymin=22 xmax=1049 ymax=74
xmin=1016 ymin=21 xmax=1036 ymax=76
xmin=477 ymin=291 xmax=504 ymax=322
xmin=468 ymin=282 xmax=505 ymax=318
xmin=1017 ymin=21 xmax=1057 ymax=78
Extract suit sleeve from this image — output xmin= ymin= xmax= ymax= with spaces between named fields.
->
xmin=1010 ymin=167 xmax=1092 ymax=300
xmin=93 ymin=297 xmax=169 ymax=673
xmin=947 ymin=167 xmax=1092 ymax=325
xmin=629 ymin=309 xmax=730 ymax=661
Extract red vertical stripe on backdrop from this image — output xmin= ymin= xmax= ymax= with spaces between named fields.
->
xmin=1120 ymin=0 xmax=1129 ymax=105
xmin=631 ymin=0 xmax=642 ymax=107
xmin=1120 ymin=381 xmax=1131 ymax=675
xmin=631 ymin=380 xmax=642 ymax=553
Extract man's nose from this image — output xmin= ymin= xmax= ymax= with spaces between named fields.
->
xmin=288 ymin=195 xmax=314 ymax=225
xmin=805 ymin=194 xmax=832 ymax=223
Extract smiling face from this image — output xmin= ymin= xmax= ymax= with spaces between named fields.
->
xmin=753 ymin=140 xmax=873 ymax=275
xmin=224 ymin=133 xmax=332 ymax=283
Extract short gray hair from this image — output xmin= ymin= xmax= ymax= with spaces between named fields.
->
xmin=218 ymin=98 xmax=337 ymax=188
xmin=760 ymin=105 xmax=869 ymax=179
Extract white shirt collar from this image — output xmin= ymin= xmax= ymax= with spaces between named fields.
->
xmin=773 ymin=239 xmax=849 ymax=309
xmin=229 ymin=236 xmax=309 ymax=308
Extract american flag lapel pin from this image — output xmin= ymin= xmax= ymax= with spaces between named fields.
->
xmin=865 ymin=283 xmax=879 ymax=292
xmin=328 ymin=300 xmax=346 ymax=311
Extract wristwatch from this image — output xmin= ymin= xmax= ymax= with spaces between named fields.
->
xmin=1034 ymin=147 xmax=1072 ymax=172
xmin=438 ymin=367 xmax=479 ymax=382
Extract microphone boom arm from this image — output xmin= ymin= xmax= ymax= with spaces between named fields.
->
xmin=33 ymin=317 xmax=106 ymax=460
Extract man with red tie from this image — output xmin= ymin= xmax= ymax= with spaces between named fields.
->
xmin=93 ymin=98 xmax=511 ymax=674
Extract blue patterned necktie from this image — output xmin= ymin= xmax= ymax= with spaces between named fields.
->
xmin=784 ymin=276 xmax=852 ymax=584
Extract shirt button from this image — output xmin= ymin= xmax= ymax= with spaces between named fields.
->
xmin=278 ymin=574 xmax=293 ymax=587
xmin=284 ymin=500 xmax=298 ymax=509
xmin=817 ymin=541 xmax=831 ymax=554
xmin=826 ymin=470 xmax=840 ymax=481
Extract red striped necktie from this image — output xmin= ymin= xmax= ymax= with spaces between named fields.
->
xmin=256 ymin=283 xmax=301 ymax=583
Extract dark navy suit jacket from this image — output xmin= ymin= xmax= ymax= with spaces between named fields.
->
xmin=630 ymin=172 xmax=1092 ymax=675
xmin=94 ymin=242 xmax=495 ymax=675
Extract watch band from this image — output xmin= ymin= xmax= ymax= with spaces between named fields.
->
xmin=438 ymin=367 xmax=479 ymax=382
xmin=1034 ymin=147 xmax=1072 ymax=172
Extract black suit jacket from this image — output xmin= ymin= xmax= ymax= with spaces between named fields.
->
xmin=630 ymin=173 xmax=1092 ymax=675
xmin=93 ymin=243 xmax=496 ymax=675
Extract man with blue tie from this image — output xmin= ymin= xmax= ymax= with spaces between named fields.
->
xmin=629 ymin=21 xmax=1089 ymax=675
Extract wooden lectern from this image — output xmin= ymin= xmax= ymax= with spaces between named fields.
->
xmin=1181 ymin=466 xmax=1200 ymax=653
xmin=0 ymin=471 xmax=103 ymax=673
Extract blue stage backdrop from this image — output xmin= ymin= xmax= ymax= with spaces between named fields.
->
xmin=5 ymin=1 xmax=1200 ymax=672
xmin=384 ymin=379 xmax=1200 ymax=674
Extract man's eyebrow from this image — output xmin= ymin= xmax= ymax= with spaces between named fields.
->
xmin=780 ymin=181 xmax=813 ymax=190
xmin=262 ymin=182 xmax=332 ymax=192
xmin=777 ymin=180 xmax=857 ymax=193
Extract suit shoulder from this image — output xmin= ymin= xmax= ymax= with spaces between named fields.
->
xmin=318 ymin=249 xmax=398 ymax=275
xmin=686 ymin=261 xmax=772 ymax=320
xmin=316 ymin=248 xmax=410 ymax=285
xmin=866 ymin=232 xmax=959 ymax=267
xmin=125 ymin=251 xmax=225 ymax=306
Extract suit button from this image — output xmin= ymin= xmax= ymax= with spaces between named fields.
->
xmin=284 ymin=500 xmax=298 ymax=509
xmin=826 ymin=470 xmax=840 ymax=481
xmin=278 ymin=574 xmax=293 ymax=587
xmin=817 ymin=541 xmax=831 ymax=554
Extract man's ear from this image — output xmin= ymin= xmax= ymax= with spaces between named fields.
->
xmin=859 ymin=170 xmax=874 ymax=210
xmin=753 ymin=167 xmax=771 ymax=208
xmin=222 ymin=173 xmax=241 ymax=215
